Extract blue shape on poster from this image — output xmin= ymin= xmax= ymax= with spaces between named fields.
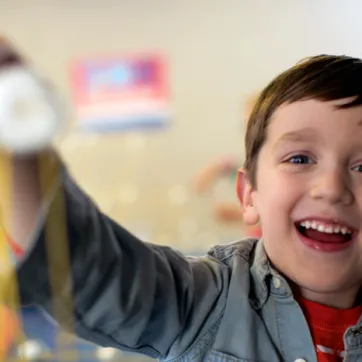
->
xmin=110 ymin=65 xmax=133 ymax=87
xmin=87 ymin=64 xmax=134 ymax=94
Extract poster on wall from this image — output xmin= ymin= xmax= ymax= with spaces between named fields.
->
xmin=70 ymin=53 xmax=171 ymax=133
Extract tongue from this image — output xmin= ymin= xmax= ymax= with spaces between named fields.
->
xmin=304 ymin=229 xmax=346 ymax=243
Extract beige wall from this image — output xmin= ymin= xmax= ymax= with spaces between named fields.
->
xmin=1 ymin=0 xmax=361 ymax=251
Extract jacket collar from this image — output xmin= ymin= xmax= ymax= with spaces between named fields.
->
xmin=249 ymin=239 xmax=293 ymax=309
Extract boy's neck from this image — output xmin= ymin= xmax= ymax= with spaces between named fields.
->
xmin=298 ymin=286 xmax=360 ymax=309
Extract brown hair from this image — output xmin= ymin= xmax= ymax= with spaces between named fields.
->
xmin=244 ymin=55 xmax=362 ymax=187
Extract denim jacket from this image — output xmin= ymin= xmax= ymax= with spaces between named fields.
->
xmin=13 ymin=166 xmax=362 ymax=362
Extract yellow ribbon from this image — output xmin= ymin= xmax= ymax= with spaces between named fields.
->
xmin=0 ymin=151 xmax=77 ymax=361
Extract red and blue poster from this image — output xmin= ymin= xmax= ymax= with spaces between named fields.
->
xmin=70 ymin=53 xmax=171 ymax=133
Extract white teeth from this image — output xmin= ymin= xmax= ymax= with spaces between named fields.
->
xmin=325 ymin=226 xmax=333 ymax=234
xmin=298 ymin=220 xmax=352 ymax=235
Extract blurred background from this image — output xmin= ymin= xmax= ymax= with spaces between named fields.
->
xmin=1 ymin=0 xmax=362 ymax=360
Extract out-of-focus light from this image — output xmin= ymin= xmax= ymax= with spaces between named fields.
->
xmin=96 ymin=347 xmax=117 ymax=360
xmin=17 ymin=340 xmax=43 ymax=360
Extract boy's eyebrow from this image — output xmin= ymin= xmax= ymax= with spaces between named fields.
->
xmin=273 ymin=128 xmax=319 ymax=149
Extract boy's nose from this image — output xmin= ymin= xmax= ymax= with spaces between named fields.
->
xmin=309 ymin=170 xmax=353 ymax=206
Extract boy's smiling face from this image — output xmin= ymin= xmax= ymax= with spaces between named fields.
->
xmin=240 ymin=98 xmax=362 ymax=307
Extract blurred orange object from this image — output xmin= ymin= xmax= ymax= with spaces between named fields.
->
xmin=0 ymin=305 xmax=20 ymax=359
xmin=247 ymin=224 xmax=262 ymax=239
xmin=0 ymin=231 xmax=24 ymax=359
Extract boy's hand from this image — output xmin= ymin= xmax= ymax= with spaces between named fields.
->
xmin=0 ymin=37 xmax=61 ymax=155
xmin=0 ymin=38 xmax=58 ymax=256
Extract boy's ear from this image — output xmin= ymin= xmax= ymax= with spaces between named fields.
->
xmin=236 ymin=168 xmax=259 ymax=225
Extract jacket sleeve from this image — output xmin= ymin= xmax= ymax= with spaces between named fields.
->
xmin=14 ymin=164 xmax=229 ymax=359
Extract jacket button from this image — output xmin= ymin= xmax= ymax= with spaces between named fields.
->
xmin=273 ymin=277 xmax=281 ymax=288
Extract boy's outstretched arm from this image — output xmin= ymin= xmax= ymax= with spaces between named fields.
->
xmin=8 ymin=155 xmax=42 ymax=251
xmin=0 ymin=39 xmax=228 ymax=360
xmin=10 ymin=156 xmax=229 ymax=360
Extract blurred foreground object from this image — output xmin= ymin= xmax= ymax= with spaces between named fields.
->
xmin=0 ymin=36 xmax=63 ymax=361
xmin=193 ymin=156 xmax=237 ymax=194
xmin=192 ymin=93 xmax=262 ymax=238
xmin=193 ymin=156 xmax=244 ymax=223
xmin=0 ymin=37 xmax=62 ymax=154
xmin=0 ymin=305 xmax=19 ymax=360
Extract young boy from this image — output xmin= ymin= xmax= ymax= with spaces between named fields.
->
xmin=4 ymin=46 xmax=362 ymax=362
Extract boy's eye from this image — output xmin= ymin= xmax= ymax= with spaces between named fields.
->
xmin=352 ymin=164 xmax=362 ymax=172
xmin=287 ymin=155 xmax=313 ymax=164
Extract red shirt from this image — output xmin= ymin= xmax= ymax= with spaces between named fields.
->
xmin=8 ymin=237 xmax=24 ymax=258
xmin=298 ymin=297 xmax=362 ymax=362
xmin=0 ymin=232 xmax=23 ymax=357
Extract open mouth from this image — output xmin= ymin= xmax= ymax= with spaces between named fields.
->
xmin=295 ymin=220 xmax=354 ymax=244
